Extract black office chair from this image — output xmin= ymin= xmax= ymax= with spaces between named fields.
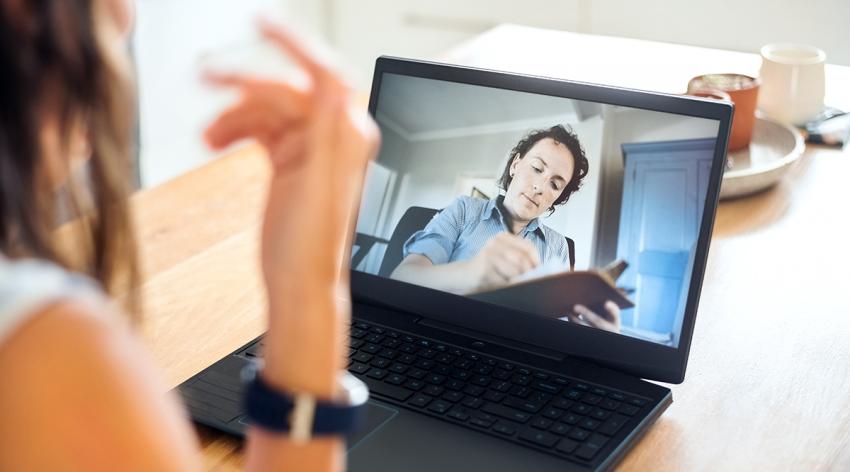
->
xmin=350 ymin=233 xmax=390 ymax=271
xmin=378 ymin=206 xmax=440 ymax=277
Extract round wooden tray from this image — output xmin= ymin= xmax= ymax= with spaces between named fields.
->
xmin=720 ymin=115 xmax=804 ymax=200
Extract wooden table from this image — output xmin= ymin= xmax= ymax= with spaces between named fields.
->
xmin=137 ymin=25 xmax=850 ymax=471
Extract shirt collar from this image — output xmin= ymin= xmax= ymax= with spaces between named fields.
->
xmin=482 ymin=196 xmax=545 ymax=240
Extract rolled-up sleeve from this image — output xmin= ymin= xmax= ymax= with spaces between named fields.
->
xmin=402 ymin=198 xmax=466 ymax=265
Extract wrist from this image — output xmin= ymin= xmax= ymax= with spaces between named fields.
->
xmin=243 ymin=364 xmax=369 ymax=441
xmin=263 ymin=293 xmax=349 ymax=398
xmin=461 ymin=259 xmax=486 ymax=293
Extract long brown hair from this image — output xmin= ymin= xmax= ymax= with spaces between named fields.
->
xmin=0 ymin=0 xmax=140 ymax=317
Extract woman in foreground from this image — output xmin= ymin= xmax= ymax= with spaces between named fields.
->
xmin=0 ymin=1 xmax=377 ymax=470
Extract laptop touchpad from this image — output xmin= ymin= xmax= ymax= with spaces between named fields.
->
xmin=347 ymin=401 xmax=574 ymax=472
xmin=347 ymin=401 xmax=399 ymax=450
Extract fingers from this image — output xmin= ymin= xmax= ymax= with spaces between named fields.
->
xmin=203 ymin=21 xmax=355 ymax=160
xmin=499 ymin=248 xmax=535 ymax=275
xmin=603 ymin=301 xmax=621 ymax=323
xmin=502 ymin=234 xmax=541 ymax=268
xmin=203 ymin=71 xmax=308 ymax=114
xmin=569 ymin=305 xmax=606 ymax=329
xmin=202 ymin=22 xmax=345 ymax=146
xmin=571 ymin=304 xmax=620 ymax=333
xmin=564 ymin=312 xmax=591 ymax=327
xmin=205 ymin=99 xmax=298 ymax=150
xmin=205 ymin=104 xmax=270 ymax=149
xmin=489 ymin=255 xmax=524 ymax=283
xmin=489 ymin=248 xmax=535 ymax=281
xmin=493 ymin=233 xmax=540 ymax=270
xmin=342 ymin=105 xmax=381 ymax=165
xmin=475 ymin=233 xmax=543 ymax=287
xmin=203 ymin=72 xmax=312 ymax=151
xmin=257 ymin=19 xmax=343 ymax=90
xmin=573 ymin=304 xmax=602 ymax=322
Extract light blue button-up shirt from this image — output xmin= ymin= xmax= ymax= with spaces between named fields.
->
xmin=402 ymin=196 xmax=571 ymax=268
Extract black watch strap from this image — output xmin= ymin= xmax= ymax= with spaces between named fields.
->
xmin=242 ymin=363 xmax=369 ymax=439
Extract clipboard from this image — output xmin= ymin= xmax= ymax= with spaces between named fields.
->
xmin=468 ymin=264 xmax=634 ymax=319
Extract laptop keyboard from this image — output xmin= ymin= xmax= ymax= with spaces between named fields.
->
xmin=244 ymin=320 xmax=650 ymax=467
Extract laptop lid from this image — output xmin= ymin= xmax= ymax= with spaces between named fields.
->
xmin=350 ymin=57 xmax=732 ymax=384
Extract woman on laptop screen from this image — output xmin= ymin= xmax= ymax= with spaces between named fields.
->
xmin=389 ymin=125 xmax=621 ymax=333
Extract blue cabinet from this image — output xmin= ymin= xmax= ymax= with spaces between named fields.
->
xmin=617 ymin=138 xmax=714 ymax=343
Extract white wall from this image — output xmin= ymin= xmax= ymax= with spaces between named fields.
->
xmin=133 ymin=0 xmax=304 ymax=188
xmin=321 ymin=0 xmax=850 ymax=87
xmin=328 ymin=0 xmax=582 ymax=88
xmin=586 ymin=0 xmax=850 ymax=66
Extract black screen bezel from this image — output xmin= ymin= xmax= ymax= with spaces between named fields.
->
xmin=352 ymin=56 xmax=732 ymax=384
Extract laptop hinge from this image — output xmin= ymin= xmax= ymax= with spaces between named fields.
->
xmin=417 ymin=317 xmax=566 ymax=363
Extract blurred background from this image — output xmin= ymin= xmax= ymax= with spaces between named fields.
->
xmin=132 ymin=0 xmax=850 ymax=189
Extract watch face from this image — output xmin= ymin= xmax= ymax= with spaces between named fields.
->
xmin=341 ymin=372 xmax=371 ymax=406
xmin=240 ymin=360 xmax=261 ymax=384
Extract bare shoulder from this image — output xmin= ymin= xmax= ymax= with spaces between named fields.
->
xmin=0 ymin=300 xmax=201 ymax=471
xmin=0 ymin=299 xmax=150 ymax=397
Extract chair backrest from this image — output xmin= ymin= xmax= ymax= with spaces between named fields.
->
xmin=378 ymin=206 xmax=439 ymax=277
xmin=565 ymin=236 xmax=575 ymax=272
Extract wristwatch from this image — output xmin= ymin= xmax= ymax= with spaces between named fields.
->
xmin=241 ymin=361 xmax=369 ymax=443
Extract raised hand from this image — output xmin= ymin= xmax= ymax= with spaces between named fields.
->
xmin=204 ymin=22 xmax=379 ymax=402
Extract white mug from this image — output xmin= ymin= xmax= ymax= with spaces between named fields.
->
xmin=758 ymin=43 xmax=826 ymax=126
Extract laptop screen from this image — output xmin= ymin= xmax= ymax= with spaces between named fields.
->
xmin=352 ymin=71 xmax=721 ymax=349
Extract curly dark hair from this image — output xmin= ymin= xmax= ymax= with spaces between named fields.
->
xmin=497 ymin=125 xmax=589 ymax=213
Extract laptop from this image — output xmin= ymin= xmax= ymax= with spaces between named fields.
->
xmin=178 ymin=57 xmax=732 ymax=471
